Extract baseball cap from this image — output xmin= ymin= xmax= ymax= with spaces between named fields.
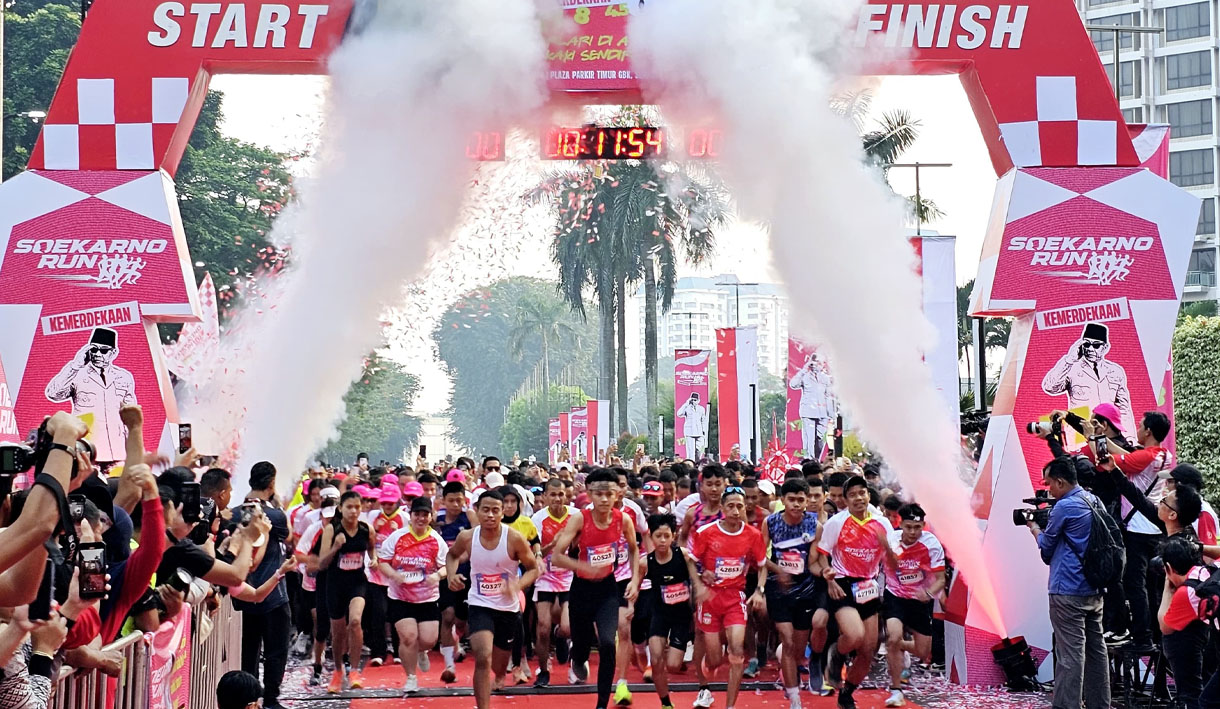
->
xmin=757 ymin=480 xmax=776 ymax=497
xmin=402 ymin=481 xmax=425 ymax=498
xmin=320 ymin=486 xmax=340 ymax=501
xmin=1092 ymin=403 xmax=1125 ymax=433
xmin=642 ymin=481 xmax=664 ymax=497
xmin=378 ymin=483 xmax=402 ymax=504
xmin=354 ymin=484 xmax=376 ymax=500
xmin=446 ymin=469 xmax=466 ymax=483
xmin=321 ymin=505 xmax=337 ymax=518
xmin=1160 ymin=463 xmax=1205 ymax=488
xmin=485 ymin=472 xmax=506 ymax=489
xmin=557 ymin=462 xmax=572 ymax=471
xmin=410 ymin=496 xmax=433 ymax=513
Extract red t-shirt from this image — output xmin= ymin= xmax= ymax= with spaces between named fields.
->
xmin=818 ymin=509 xmax=891 ymax=580
xmin=691 ymin=520 xmax=765 ymax=592
xmin=1163 ymin=566 xmax=1211 ymax=632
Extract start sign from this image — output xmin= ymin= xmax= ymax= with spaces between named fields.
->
xmin=147 ymin=2 xmax=331 ymax=49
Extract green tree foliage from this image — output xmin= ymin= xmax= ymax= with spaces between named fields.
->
xmin=499 ymin=385 xmax=587 ymax=460
xmin=319 ymin=353 xmax=422 ymax=465
xmin=1172 ymin=317 xmax=1220 ymax=499
xmin=436 ymin=278 xmax=599 ymax=456
xmin=3 ymin=3 xmax=293 ymax=318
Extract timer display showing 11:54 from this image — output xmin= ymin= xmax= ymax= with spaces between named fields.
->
xmin=463 ymin=127 xmax=724 ymax=161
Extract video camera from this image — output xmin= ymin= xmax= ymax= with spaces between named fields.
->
xmin=1026 ymin=412 xmax=1064 ymax=441
xmin=1012 ymin=489 xmax=1056 ymax=527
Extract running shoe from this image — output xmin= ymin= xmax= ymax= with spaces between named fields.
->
xmin=441 ymin=667 xmax=457 ymax=684
xmin=556 ymin=636 xmax=570 ymax=665
xmin=1104 ymin=630 xmax=1131 ymax=647
xmin=368 ymin=657 xmax=384 ymax=668
xmin=744 ymin=658 xmax=759 ymax=678
xmin=293 ymin=633 xmax=309 ymax=656
xmin=662 ymin=704 xmax=676 ymax=709
xmin=570 ymin=660 xmax=590 ymax=684
xmin=788 ymin=695 xmax=803 ymax=709
xmin=836 ymin=693 xmax=857 ymax=709
xmin=348 ymin=670 xmax=363 ymax=689
xmin=885 ymin=689 xmax=906 ymax=707
xmin=403 ymin=676 xmax=419 ymax=695
xmin=327 ymin=670 xmax=344 ymax=694
xmin=614 ymin=680 xmax=633 ymax=705
xmin=693 ymin=688 xmax=715 ymax=708
xmin=309 ymin=668 xmax=322 ymax=687
xmin=513 ymin=662 xmax=532 ymax=685
xmin=818 ymin=680 xmax=836 ymax=697
xmin=419 ymin=652 xmax=430 ymax=672
xmin=643 ymin=668 xmax=653 ymax=683
xmin=534 ymin=670 xmax=551 ymax=688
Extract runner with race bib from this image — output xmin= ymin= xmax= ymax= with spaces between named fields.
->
xmin=639 ymin=513 xmax=695 ymax=709
xmin=530 ymin=478 xmax=576 ymax=688
xmin=318 ymin=491 xmax=376 ymax=693
xmin=881 ymin=504 xmax=946 ymax=708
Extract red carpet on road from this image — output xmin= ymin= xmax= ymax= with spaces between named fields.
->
xmin=337 ymin=651 xmax=922 ymax=708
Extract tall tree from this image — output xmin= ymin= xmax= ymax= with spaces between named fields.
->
xmin=956 ymin=278 xmax=1011 ymax=385
xmin=507 ymin=291 xmax=581 ymax=398
xmin=435 ymin=277 xmax=599 ymax=455
xmin=319 ymin=353 xmax=422 ymax=465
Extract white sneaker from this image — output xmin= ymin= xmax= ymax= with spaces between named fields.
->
xmin=693 ymin=688 xmax=716 ymax=708
xmin=685 ymin=644 xmax=695 ymax=663
xmin=293 ymin=633 xmax=309 ymax=655
xmin=885 ymin=689 xmax=906 ymax=707
xmin=403 ymin=675 xmax=419 ymax=695
xmin=418 ymin=651 xmax=431 ymax=672
xmin=786 ymin=688 xmax=802 ymax=709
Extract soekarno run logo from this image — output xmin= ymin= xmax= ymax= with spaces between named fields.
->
xmin=1007 ymin=236 xmax=1154 ymax=286
xmin=11 ymin=238 xmax=167 ymax=289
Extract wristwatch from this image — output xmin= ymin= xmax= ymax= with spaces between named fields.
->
xmin=47 ymin=442 xmax=74 ymax=456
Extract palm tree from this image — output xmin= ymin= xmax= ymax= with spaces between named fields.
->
xmin=836 ymin=90 xmax=944 ymax=225
xmin=956 ymin=278 xmax=1012 ymax=394
xmin=506 ymin=292 xmax=580 ymax=396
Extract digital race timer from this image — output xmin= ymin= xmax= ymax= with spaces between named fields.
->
xmin=543 ymin=126 xmax=666 ymax=160
xmin=463 ymin=127 xmax=723 ymax=161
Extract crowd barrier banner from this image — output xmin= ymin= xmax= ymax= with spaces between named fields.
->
xmin=673 ymin=349 xmax=710 ymax=461
xmin=548 ymin=418 xmax=561 ymax=465
xmin=569 ymin=406 xmax=588 ymax=463
xmin=586 ymin=399 xmax=610 ymax=463
xmin=53 ymin=595 xmax=240 ymax=709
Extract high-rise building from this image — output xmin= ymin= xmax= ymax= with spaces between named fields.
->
xmin=1076 ymin=0 xmax=1218 ymax=302
xmin=625 ymin=275 xmax=789 ymax=383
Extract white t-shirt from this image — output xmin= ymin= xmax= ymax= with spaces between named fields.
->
xmin=672 ymin=492 xmax=702 ymax=525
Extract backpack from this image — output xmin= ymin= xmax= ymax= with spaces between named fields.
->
xmin=1185 ymin=566 xmax=1220 ymax=626
xmin=1070 ymin=495 xmax=1125 ymax=591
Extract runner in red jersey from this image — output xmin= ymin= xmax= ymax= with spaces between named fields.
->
xmin=881 ymin=504 xmax=945 ymax=708
xmin=549 ymin=469 xmax=641 ymax=709
xmin=679 ymin=464 xmax=728 ymax=705
xmin=816 ymin=475 xmax=898 ymax=709
xmin=690 ymin=486 xmax=766 ymax=709
xmin=530 ymin=478 xmax=575 ymax=688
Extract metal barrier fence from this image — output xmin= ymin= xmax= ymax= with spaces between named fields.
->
xmin=51 ymin=595 xmax=242 ymax=709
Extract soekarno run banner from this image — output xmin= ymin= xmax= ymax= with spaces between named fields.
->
xmin=716 ymin=328 xmax=761 ymax=463
xmin=586 ymin=399 xmax=610 ymax=463
xmin=673 ymin=349 xmax=710 ymax=461
xmin=569 ymin=406 xmax=589 ymax=463
xmin=786 ymin=339 xmax=834 ymax=461
xmin=548 ymin=418 xmax=561 ymax=465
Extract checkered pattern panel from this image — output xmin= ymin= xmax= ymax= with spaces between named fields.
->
xmin=998 ymin=76 xmax=1119 ymax=168
xmin=41 ymin=77 xmax=190 ymax=171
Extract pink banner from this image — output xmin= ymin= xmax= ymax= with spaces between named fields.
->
xmin=586 ymin=399 xmax=610 ymax=464
xmin=548 ymin=418 xmax=561 ymax=465
xmin=673 ymin=349 xmax=710 ymax=461
xmin=0 ymin=351 xmax=16 ymax=439
xmin=785 ymin=339 xmax=833 ymax=460
xmin=149 ymin=603 xmax=192 ymax=709
xmin=557 ymin=411 xmax=570 ymax=463
xmin=569 ymin=406 xmax=588 ymax=463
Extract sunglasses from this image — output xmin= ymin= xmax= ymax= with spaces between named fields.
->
xmin=88 ymin=347 xmax=114 ymax=355
xmin=486 ymin=466 xmax=501 ymax=472
xmin=1160 ymin=498 xmax=1178 ymax=512
xmin=722 ymin=486 xmax=744 ymax=499
xmin=1081 ymin=340 xmax=1105 ymax=350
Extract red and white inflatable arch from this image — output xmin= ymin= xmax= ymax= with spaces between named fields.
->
xmin=0 ymin=0 xmax=1198 ymax=684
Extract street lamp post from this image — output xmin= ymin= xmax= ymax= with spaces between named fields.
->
xmin=1084 ymin=24 xmax=1164 ymax=106
xmin=715 ymin=281 xmax=759 ymax=328
xmin=888 ymin=162 xmax=952 ymax=236
xmin=671 ymin=311 xmax=709 ymax=349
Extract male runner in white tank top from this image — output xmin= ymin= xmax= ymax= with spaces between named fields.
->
xmin=445 ymin=489 xmax=540 ymax=709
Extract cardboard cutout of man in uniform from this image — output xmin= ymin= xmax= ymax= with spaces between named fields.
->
xmin=676 ymin=392 xmax=708 ymax=460
xmin=1041 ymin=322 xmax=1134 ymax=434
xmin=789 ymin=352 xmax=834 ymax=460
xmin=45 ymin=327 xmax=137 ymax=461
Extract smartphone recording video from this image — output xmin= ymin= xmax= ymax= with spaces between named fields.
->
xmin=29 ymin=558 xmax=54 ymax=622
xmin=180 ymin=482 xmax=201 ymax=523
xmin=178 ymin=423 xmax=193 ymax=454
xmin=77 ymin=543 xmax=107 ymax=600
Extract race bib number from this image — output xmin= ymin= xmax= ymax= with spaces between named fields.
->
xmin=339 ymin=553 xmax=364 ymax=571
xmin=478 ymin=573 xmax=506 ymax=597
xmin=899 ymin=570 xmax=924 ymax=586
xmin=589 ymin=543 xmax=616 ymax=568
xmin=617 ymin=543 xmax=629 ymax=566
xmin=399 ymin=560 xmax=426 ymax=584
xmin=852 ymin=579 xmax=879 ymax=604
xmin=662 ymin=582 xmax=690 ymax=604
xmin=778 ymin=550 xmax=805 ymax=575
xmin=715 ymin=556 xmax=745 ymax=581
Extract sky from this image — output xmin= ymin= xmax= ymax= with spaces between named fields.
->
xmin=208 ymin=73 xmax=995 ymax=412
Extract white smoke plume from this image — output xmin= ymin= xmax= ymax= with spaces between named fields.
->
xmin=630 ymin=0 xmax=1005 ymax=630
xmin=234 ymin=0 xmax=549 ymax=501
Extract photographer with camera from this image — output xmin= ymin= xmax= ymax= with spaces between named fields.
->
xmin=1026 ymin=455 xmax=1110 ymax=709
xmin=0 ymin=412 xmax=94 ymax=606
xmin=1087 ymin=411 xmax=1172 ymax=654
